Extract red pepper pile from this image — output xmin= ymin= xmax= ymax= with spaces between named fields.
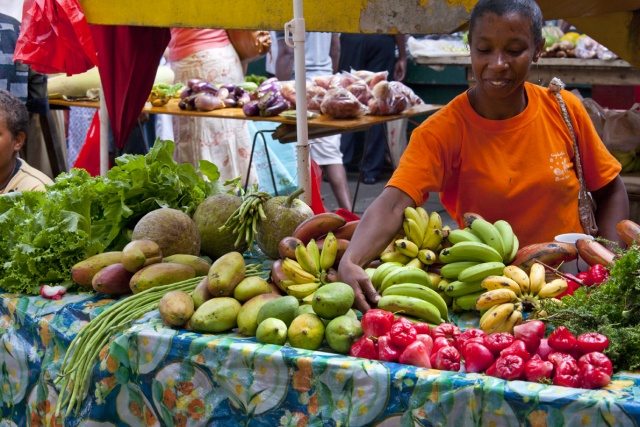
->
xmin=351 ymin=311 xmax=612 ymax=389
xmin=557 ymin=263 xmax=610 ymax=298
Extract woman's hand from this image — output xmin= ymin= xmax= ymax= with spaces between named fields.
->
xmin=338 ymin=258 xmax=379 ymax=313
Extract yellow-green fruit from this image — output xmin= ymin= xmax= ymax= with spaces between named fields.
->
xmin=325 ymin=315 xmax=363 ymax=354
xmin=207 ymin=252 xmax=246 ymax=297
xmin=158 ymin=290 xmax=194 ymax=327
xmin=162 ymin=254 xmax=211 ymax=276
xmin=190 ymin=297 xmax=241 ymax=333
xmin=257 ymin=295 xmax=299 ymax=328
xmin=71 ymin=251 xmax=123 ymax=288
xmin=121 ymin=239 xmax=163 ymax=273
xmin=287 ymin=313 xmax=325 ymax=350
xmin=191 ymin=276 xmax=214 ymax=309
xmin=129 ymin=262 xmax=196 ymax=294
xmin=237 ymin=294 xmax=281 ymax=336
xmin=256 ymin=317 xmax=288 ymax=345
xmin=311 ymin=282 xmax=355 ymax=320
xmin=296 ymin=304 xmax=316 ymax=317
xmin=233 ymin=276 xmax=272 ymax=302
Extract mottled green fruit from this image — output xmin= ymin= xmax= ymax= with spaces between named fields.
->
xmin=207 ymin=251 xmax=246 ymax=297
xmin=287 ymin=313 xmax=325 ymax=351
xmin=325 ymin=315 xmax=363 ymax=354
xmin=256 ymin=318 xmax=288 ymax=345
xmin=257 ymin=295 xmax=299 ymax=328
xmin=190 ymin=297 xmax=241 ymax=333
xmin=163 ymin=254 xmax=211 ymax=276
xmin=233 ymin=276 xmax=272 ymax=302
xmin=311 ymin=282 xmax=355 ymax=320
xmin=237 ymin=294 xmax=281 ymax=336
xmin=296 ymin=304 xmax=316 ymax=317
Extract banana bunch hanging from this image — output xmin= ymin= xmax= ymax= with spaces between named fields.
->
xmin=381 ymin=207 xmax=444 ymax=269
xmin=475 ymin=263 xmax=568 ymax=334
xmin=277 ymin=232 xmax=339 ymax=299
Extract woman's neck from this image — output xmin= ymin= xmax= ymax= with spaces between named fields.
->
xmin=468 ymin=85 xmax=528 ymax=120
xmin=0 ymin=157 xmax=17 ymax=190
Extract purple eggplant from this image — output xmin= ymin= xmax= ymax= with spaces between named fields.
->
xmin=180 ymin=87 xmax=193 ymax=99
xmin=223 ymin=97 xmax=238 ymax=108
xmin=194 ymin=93 xmax=224 ymax=111
xmin=260 ymin=99 xmax=290 ymax=117
xmin=237 ymin=91 xmax=251 ymax=107
xmin=234 ymin=86 xmax=246 ymax=97
xmin=242 ymin=100 xmax=260 ymax=116
xmin=187 ymin=78 xmax=203 ymax=89
xmin=257 ymin=90 xmax=279 ymax=110
xmin=257 ymin=78 xmax=281 ymax=97
xmin=216 ymin=87 xmax=230 ymax=100
xmin=220 ymin=83 xmax=236 ymax=93
xmin=178 ymin=99 xmax=188 ymax=110
xmin=192 ymin=81 xmax=218 ymax=95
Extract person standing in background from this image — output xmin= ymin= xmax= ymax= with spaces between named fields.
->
xmin=275 ymin=31 xmax=352 ymax=211
xmin=338 ymin=34 xmax=407 ymax=184
xmin=168 ymin=28 xmax=258 ymax=187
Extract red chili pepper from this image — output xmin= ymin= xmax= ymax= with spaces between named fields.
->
xmin=463 ymin=341 xmax=495 ymax=373
xmin=389 ymin=319 xmax=417 ymax=349
xmin=377 ymin=333 xmax=402 ymax=362
xmin=486 ymin=355 xmax=526 ymax=381
xmin=584 ymin=264 xmax=609 ymax=286
xmin=576 ymin=332 xmax=609 ymax=355
xmin=430 ymin=346 xmax=461 ymax=371
xmin=524 ymin=354 xmax=554 ymax=383
xmin=578 ymin=351 xmax=613 ymax=376
xmin=547 ymin=326 xmax=577 ymax=353
xmin=484 ymin=332 xmax=516 ymax=357
xmin=360 ymin=309 xmax=395 ymax=338
xmin=350 ymin=336 xmax=378 ymax=360
xmin=553 ymin=359 xmax=581 ymax=388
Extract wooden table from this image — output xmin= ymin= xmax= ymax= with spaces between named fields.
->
xmin=413 ymin=56 xmax=640 ymax=87
xmin=49 ymin=98 xmax=443 ymax=143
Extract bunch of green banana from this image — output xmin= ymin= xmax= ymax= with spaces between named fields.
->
xmin=611 ymin=148 xmax=640 ymax=173
xmin=381 ymin=207 xmax=444 ymax=269
xmin=475 ymin=263 xmax=569 ymax=334
xmin=378 ymin=282 xmax=449 ymax=324
xmin=279 ymin=232 xmax=338 ymax=299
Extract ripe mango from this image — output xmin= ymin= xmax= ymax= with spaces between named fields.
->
xmin=311 ymin=282 xmax=355 ymax=320
xmin=191 ymin=276 xmax=214 ymax=309
xmin=257 ymin=295 xmax=299 ymax=328
xmin=190 ymin=297 xmax=241 ymax=333
xmin=287 ymin=313 xmax=325 ymax=350
xmin=325 ymin=315 xmax=363 ymax=354
xmin=256 ymin=317 xmax=288 ymax=345
xmin=158 ymin=290 xmax=194 ymax=326
xmin=233 ymin=276 xmax=272 ymax=302
xmin=163 ymin=254 xmax=211 ymax=276
xmin=91 ymin=263 xmax=133 ymax=295
xmin=71 ymin=251 xmax=123 ymax=288
xmin=121 ymin=239 xmax=163 ymax=273
xmin=129 ymin=262 xmax=196 ymax=294
xmin=208 ymin=251 xmax=246 ymax=297
xmin=237 ymin=293 xmax=281 ymax=336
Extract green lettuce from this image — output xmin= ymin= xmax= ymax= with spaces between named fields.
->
xmin=0 ymin=140 xmax=222 ymax=294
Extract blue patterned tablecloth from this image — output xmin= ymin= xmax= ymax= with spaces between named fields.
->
xmin=2 ymin=289 xmax=640 ymax=427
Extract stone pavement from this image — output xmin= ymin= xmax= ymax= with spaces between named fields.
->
xmin=320 ymin=170 xmax=457 ymax=229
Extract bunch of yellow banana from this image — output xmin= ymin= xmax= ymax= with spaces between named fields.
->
xmin=380 ymin=207 xmax=444 ymax=269
xmin=279 ymin=232 xmax=339 ymax=299
xmin=611 ymin=148 xmax=640 ymax=173
xmin=475 ymin=263 xmax=569 ymax=334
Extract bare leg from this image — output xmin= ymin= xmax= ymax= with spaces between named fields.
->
xmin=322 ymin=164 xmax=352 ymax=211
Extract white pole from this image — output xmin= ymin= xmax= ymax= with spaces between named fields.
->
xmin=286 ymin=0 xmax=311 ymax=205
xmin=99 ymin=89 xmax=109 ymax=176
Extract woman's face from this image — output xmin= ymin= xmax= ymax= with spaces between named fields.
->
xmin=0 ymin=115 xmax=23 ymax=171
xmin=469 ymin=11 xmax=542 ymax=103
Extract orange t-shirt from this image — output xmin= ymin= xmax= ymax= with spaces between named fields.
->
xmin=168 ymin=29 xmax=230 ymax=62
xmin=387 ymin=82 xmax=621 ymax=247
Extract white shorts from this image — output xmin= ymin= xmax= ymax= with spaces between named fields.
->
xmin=309 ymin=134 xmax=343 ymax=166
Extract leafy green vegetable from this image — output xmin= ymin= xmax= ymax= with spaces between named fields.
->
xmin=0 ymin=140 xmax=222 ymax=295
xmin=542 ymin=246 xmax=640 ymax=371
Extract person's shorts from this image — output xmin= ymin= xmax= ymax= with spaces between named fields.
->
xmin=309 ymin=134 xmax=343 ymax=166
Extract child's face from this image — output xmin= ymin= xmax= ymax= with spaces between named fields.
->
xmin=0 ymin=115 xmax=24 ymax=171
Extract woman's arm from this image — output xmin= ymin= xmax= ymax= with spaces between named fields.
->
xmin=338 ymin=186 xmax=416 ymax=312
xmin=592 ymin=175 xmax=629 ymax=248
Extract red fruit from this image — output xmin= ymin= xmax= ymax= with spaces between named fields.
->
xmin=580 ymin=364 xmax=612 ymax=389
xmin=432 ymin=336 xmax=451 ymax=356
xmin=576 ymin=333 xmax=609 ymax=355
xmin=484 ymin=332 xmax=515 ymax=357
xmin=555 ymin=279 xmax=581 ymax=299
xmin=415 ymin=334 xmax=434 ymax=356
xmin=463 ymin=342 xmax=495 ymax=373
xmin=350 ymin=336 xmax=378 ymax=360
xmin=547 ymin=326 xmax=577 ymax=353
xmin=585 ymin=264 xmax=609 ymax=286
xmin=500 ymin=340 xmax=531 ymax=362
xmin=360 ymin=309 xmax=395 ymax=338
xmin=377 ymin=334 xmax=402 ymax=362
xmin=486 ymin=355 xmax=525 ymax=381
xmin=578 ymin=351 xmax=613 ymax=376
xmin=547 ymin=352 xmax=576 ymax=367
xmin=432 ymin=323 xmax=461 ymax=340
xmin=399 ymin=341 xmax=432 ymax=368
xmin=535 ymin=338 xmax=553 ymax=360
xmin=389 ymin=319 xmax=417 ymax=349
xmin=513 ymin=320 xmax=545 ymax=354
xmin=553 ymin=359 xmax=581 ymax=388
xmin=461 ymin=337 xmax=487 ymax=359
xmin=457 ymin=328 xmax=486 ymax=350
xmin=412 ymin=322 xmax=432 ymax=336
xmin=430 ymin=346 xmax=461 ymax=371
xmin=524 ymin=355 xmax=554 ymax=383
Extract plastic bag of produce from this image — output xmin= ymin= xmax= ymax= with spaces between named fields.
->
xmin=602 ymin=103 xmax=640 ymax=152
xmin=368 ymin=80 xmax=409 ymax=116
xmin=14 ymin=0 xmax=99 ymax=75
xmin=320 ymin=87 xmax=368 ymax=119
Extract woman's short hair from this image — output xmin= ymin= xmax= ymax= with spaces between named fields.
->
xmin=0 ymin=89 xmax=29 ymax=138
xmin=468 ymin=0 xmax=544 ymax=47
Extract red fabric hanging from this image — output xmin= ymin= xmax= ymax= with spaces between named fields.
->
xmin=310 ymin=159 xmax=326 ymax=214
xmin=14 ymin=0 xmax=98 ymax=75
xmin=89 ymin=25 xmax=171 ymax=149
xmin=73 ymin=110 xmax=101 ymax=176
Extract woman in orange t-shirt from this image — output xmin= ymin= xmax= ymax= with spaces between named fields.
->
xmin=338 ymin=0 xmax=628 ymax=313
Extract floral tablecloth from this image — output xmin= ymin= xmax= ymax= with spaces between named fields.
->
xmin=2 ymin=290 xmax=640 ymax=427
